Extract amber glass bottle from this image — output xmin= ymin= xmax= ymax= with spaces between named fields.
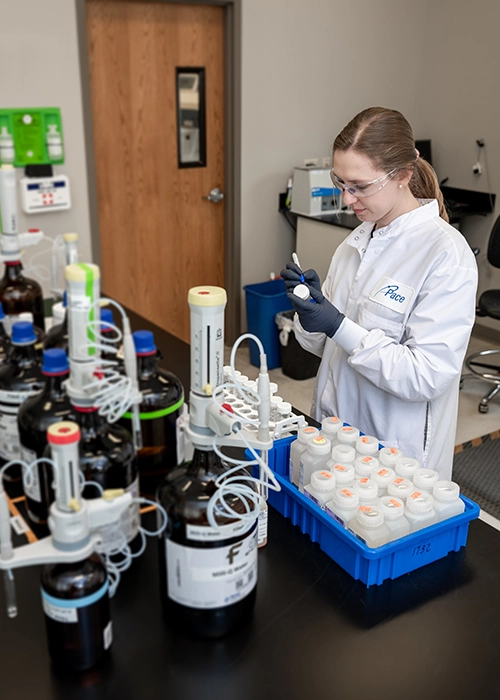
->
xmin=157 ymin=448 xmax=257 ymax=639
xmin=120 ymin=331 xmax=184 ymax=497
xmin=0 ymin=260 xmax=45 ymax=332
xmin=40 ymin=553 xmax=112 ymax=671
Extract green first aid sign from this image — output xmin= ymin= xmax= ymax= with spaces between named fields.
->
xmin=0 ymin=107 xmax=64 ymax=167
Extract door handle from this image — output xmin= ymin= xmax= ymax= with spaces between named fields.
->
xmin=202 ymin=187 xmax=224 ymax=203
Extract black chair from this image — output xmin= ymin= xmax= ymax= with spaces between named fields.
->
xmin=463 ymin=215 xmax=500 ymax=413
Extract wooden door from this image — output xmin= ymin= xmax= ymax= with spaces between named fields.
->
xmin=85 ymin=0 xmax=225 ymax=343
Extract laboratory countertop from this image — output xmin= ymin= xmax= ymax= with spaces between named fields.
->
xmin=4 ymin=315 xmax=500 ymax=700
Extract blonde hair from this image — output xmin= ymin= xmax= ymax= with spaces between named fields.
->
xmin=333 ymin=107 xmax=448 ymax=222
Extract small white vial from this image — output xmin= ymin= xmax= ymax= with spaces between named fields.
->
xmin=331 ymin=443 xmax=356 ymax=465
xmin=378 ymin=446 xmax=403 ymax=468
xmin=378 ymin=496 xmax=410 ymax=541
xmin=337 ymin=425 xmax=360 ymax=447
xmin=352 ymin=477 xmax=378 ymax=506
xmin=395 ymin=456 xmax=420 ymax=480
xmin=432 ymin=480 xmax=465 ymax=521
xmin=270 ymin=395 xmax=284 ymax=421
xmin=405 ymin=491 xmax=439 ymax=532
xmin=387 ymin=477 xmax=415 ymax=502
xmin=320 ymin=416 xmax=342 ymax=445
xmin=289 ymin=426 xmax=319 ymax=487
xmin=348 ymin=505 xmax=391 ymax=548
xmin=299 ymin=436 xmax=332 ymax=493
xmin=355 ymin=435 xmax=379 ymax=459
xmin=413 ymin=468 xmax=440 ymax=495
xmin=371 ymin=467 xmax=396 ymax=497
xmin=354 ymin=455 xmax=380 ymax=478
xmin=304 ymin=470 xmax=336 ymax=509
xmin=277 ymin=401 xmax=292 ymax=419
xmin=293 ymin=283 xmax=312 ymax=301
xmin=327 ymin=461 xmax=355 ymax=487
xmin=269 ymin=382 xmax=278 ymax=395
xmin=325 ymin=487 xmax=360 ymax=527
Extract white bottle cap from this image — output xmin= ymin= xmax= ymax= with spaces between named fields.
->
xmin=271 ymin=396 xmax=283 ymax=407
xmin=337 ymin=425 xmax=360 ymax=445
xmin=278 ymin=401 xmax=292 ymax=414
xmin=378 ymin=446 xmax=403 ymax=466
xmin=356 ymin=505 xmax=384 ymax=528
xmin=332 ymin=443 xmax=356 ymax=464
xmin=406 ymin=491 xmax=434 ymax=514
xmin=269 ymin=382 xmax=278 ymax=395
xmin=353 ymin=477 xmax=378 ymax=501
xmin=395 ymin=456 xmax=420 ymax=479
xmin=321 ymin=416 xmax=342 ymax=437
xmin=371 ymin=467 xmax=396 ymax=488
xmin=293 ymin=283 xmax=311 ymax=300
xmin=298 ymin=426 xmax=320 ymax=444
xmin=387 ymin=477 xmax=414 ymax=499
xmin=306 ymin=436 xmax=331 ymax=455
xmin=243 ymin=380 xmax=257 ymax=390
xmin=413 ymin=468 xmax=440 ymax=491
xmin=355 ymin=435 xmax=379 ymax=454
xmin=354 ymin=455 xmax=380 ymax=477
xmin=378 ymin=496 xmax=406 ymax=520
xmin=330 ymin=462 xmax=355 ymax=484
xmin=310 ymin=470 xmax=336 ymax=493
xmin=432 ymin=480 xmax=460 ymax=502
xmin=238 ymin=375 xmax=249 ymax=384
xmin=333 ymin=487 xmax=360 ymax=509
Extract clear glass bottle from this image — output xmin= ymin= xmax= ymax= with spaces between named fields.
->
xmin=120 ymin=330 xmax=184 ymax=498
xmin=18 ymin=348 xmax=75 ymax=525
xmin=157 ymin=448 xmax=258 ymax=638
xmin=41 ymin=553 xmax=112 ymax=671
xmin=0 ymin=260 xmax=45 ymax=332
xmin=0 ymin=321 xmax=44 ymax=482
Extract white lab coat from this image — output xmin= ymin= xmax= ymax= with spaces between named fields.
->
xmin=294 ymin=200 xmax=478 ymax=479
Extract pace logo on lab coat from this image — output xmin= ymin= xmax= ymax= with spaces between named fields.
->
xmin=369 ymin=277 xmax=414 ymax=314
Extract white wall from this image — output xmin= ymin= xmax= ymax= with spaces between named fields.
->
xmin=240 ymin=0 xmax=430 ymax=310
xmin=2 ymin=1 xmax=92 ymax=298
xmin=415 ymin=0 xmax=500 ymax=333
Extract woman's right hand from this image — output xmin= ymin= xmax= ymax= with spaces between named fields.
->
xmin=280 ymin=263 xmax=322 ymax=293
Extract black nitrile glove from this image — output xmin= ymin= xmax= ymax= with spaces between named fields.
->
xmin=288 ymin=285 xmax=345 ymax=338
xmin=280 ymin=262 xmax=322 ymax=294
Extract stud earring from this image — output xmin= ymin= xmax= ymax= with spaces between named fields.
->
xmin=399 ymin=184 xmax=403 ymax=189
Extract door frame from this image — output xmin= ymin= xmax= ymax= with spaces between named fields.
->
xmin=75 ymin=0 xmax=242 ymax=342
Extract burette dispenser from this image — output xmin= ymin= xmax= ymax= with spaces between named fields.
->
xmin=0 ymin=164 xmax=44 ymax=261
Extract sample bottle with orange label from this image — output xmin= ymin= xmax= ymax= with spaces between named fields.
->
xmin=395 ymin=456 xmax=420 ymax=480
xmin=325 ymin=487 xmax=360 ymax=527
xmin=348 ymin=505 xmax=391 ymax=547
xmin=413 ymin=468 xmax=440 ymax=495
xmin=352 ymin=477 xmax=379 ymax=506
xmin=378 ymin=496 xmax=410 ymax=540
xmin=405 ymin=491 xmax=439 ymax=532
xmin=378 ymin=446 xmax=403 ymax=468
xmin=330 ymin=443 xmax=356 ymax=465
xmin=370 ymin=467 xmax=396 ymax=497
xmin=299 ymin=436 xmax=331 ymax=493
xmin=354 ymin=454 xmax=380 ymax=478
xmin=432 ymin=481 xmax=465 ymax=521
xmin=304 ymin=470 xmax=336 ymax=508
xmin=387 ymin=476 xmax=414 ymax=501
xmin=328 ymin=461 xmax=355 ymax=487
xmin=289 ymin=425 xmax=319 ymax=487
xmin=336 ymin=425 xmax=360 ymax=448
xmin=320 ymin=416 xmax=342 ymax=445
xmin=355 ymin=434 xmax=379 ymax=459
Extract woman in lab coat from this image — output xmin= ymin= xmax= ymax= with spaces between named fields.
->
xmin=281 ymin=107 xmax=478 ymax=479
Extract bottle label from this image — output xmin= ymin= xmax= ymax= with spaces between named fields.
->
xmin=299 ymin=460 xmax=305 ymax=488
xmin=165 ymin=528 xmax=258 ymax=609
xmin=41 ymin=580 xmax=109 ymax=624
xmin=325 ymin=505 xmax=346 ymax=527
xmin=186 ymin=520 xmax=247 ymax=542
xmin=304 ymin=489 xmax=322 ymax=509
xmin=0 ymin=404 xmax=21 ymax=462
xmin=258 ymin=504 xmax=268 ymax=546
xmin=288 ymin=457 xmax=294 ymax=483
xmin=20 ymin=444 xmax=40 ymax=502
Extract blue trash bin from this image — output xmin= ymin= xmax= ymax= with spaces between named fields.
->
xmin=243 ymin=279 xmax=293 ymax=369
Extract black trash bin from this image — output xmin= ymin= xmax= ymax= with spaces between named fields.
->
xmin=275 ymin=310 xmax=321 ymax=380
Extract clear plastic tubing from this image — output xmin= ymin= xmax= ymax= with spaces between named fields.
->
xmin=387 ymin=477 xmax=415 ymax=502
xmin=325 ymin=487 xmax=360 ymax=527
xmin=299 ymin=435 xmax=331 ymax=493
xmin=304 ymin=470 xmax=336 ymax=509
xmin=370 ymin=467 xmax=396 ymax=497
xmin=378 ymin=496 xmax=410 ymax=540
xmin=405 ymin=491 xmax=439 ymax=532
xmin=355 ymin=435 xmax=379 ymax=459
xmin=331 ymin=443 xmax=356 ymax=465
xmin=354 ymin=455 xmax=380 ymax=478
xmin=289 ymin=426 xmax=319 ymax=487
xmin=352 ymin=477 xmax=379 ymax=506
xmin=395 ymin=456 xmax=420 ymax=480
xmin=413 ymin=468 xmax=440 ymax=495
xmin=432 ymin=480 xmax=465 ymax=520
xmin=348 ymin=505 xmax=391 ymax=547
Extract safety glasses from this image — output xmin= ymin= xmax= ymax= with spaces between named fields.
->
xmin=330 ymin=168 xmax=398 ymax=198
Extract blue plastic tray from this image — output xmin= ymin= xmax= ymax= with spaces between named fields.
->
xmin=248 ymin=436 xmax=480 ymax=587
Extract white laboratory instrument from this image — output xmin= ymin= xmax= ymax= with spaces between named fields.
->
xmin=291 ymin=166 xmax=342 ymax=216
xmin=0 ymin=165 xmax=44 ymax=261
xmin=20 ymin=174 xmax=71 ymax=214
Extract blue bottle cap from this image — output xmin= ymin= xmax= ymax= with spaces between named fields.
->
xmin=0 ymin=303 xmax=4 ymax=320
xmin=11 ymin=321 xmax=37 ymax=345
xmin=133 ymin=330 xmax=157 ymax=355
xmin=62 ymin=290 xmax=67 ymax=308
xmin=101 ymin=308 xmax=114 ymax=333
xmin=42 ymin=348 xmax=70 ymax=375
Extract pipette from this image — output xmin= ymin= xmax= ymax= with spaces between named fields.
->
xmin=292 ymin=252 xmax=305 ymax=282
xmin=291 ymin=253 xmax=316 ymax=303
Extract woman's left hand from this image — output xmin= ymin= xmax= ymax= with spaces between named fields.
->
xmin=288 ymin=286 xmax=345 ymax=338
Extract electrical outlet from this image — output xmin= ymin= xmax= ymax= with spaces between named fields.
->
xmin=322 ymin=156 xmax=332 ymax=168
xmin=473 ymin=162 xmax=482 ymax=175
xmin=303 ymin=158 xmax=319 ymax=167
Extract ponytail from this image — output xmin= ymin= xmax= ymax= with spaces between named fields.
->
xmin=410 ymin=158 xmax=449 ymax=223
